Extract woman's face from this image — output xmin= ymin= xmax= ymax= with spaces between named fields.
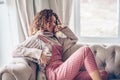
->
xmin=44 ymin=15 xmax=57 ymax=33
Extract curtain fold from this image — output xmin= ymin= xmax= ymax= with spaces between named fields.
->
xmin=63 ymin=0 xmax=73 ymax=25
xmin=48 ymin=0 xmax=73 ymax=26
xmin=48 ymin=0 xmax=64 ymax=24
xmin=15 ymin=0 xmax=35 ymax=42
xmin=34 ymin=0 xmax=49 ymax=13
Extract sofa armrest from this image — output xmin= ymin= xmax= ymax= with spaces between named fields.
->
xmin=2 ymin=72 xmax=16 ymax=80
xmin=0 ymin=58 xmax=37 ymax=80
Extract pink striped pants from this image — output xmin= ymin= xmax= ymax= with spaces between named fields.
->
xmin=46 ymin=46 xmax=107 ymax=80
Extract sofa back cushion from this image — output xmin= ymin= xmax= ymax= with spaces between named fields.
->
xmin=90 ymin=45 xmax=120 ymax=79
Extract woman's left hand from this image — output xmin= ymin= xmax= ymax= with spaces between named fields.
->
xmin=40 ymin=53 xmax=48 ymax=65
xmin=54 ymin=25 xmax=63 ymax=33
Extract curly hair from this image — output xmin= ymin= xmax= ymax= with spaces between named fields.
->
xmin=30 ymin=9 xmax=60 ymax=35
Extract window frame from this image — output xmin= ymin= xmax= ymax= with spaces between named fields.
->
xmin=74 ymin=0 xmax=120 ymax=44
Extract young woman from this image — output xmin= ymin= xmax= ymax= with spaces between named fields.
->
xmin=12 ymin=9 xmax=107 ymax=80
xmin=29 ymin=9 xmax=108 ymax=80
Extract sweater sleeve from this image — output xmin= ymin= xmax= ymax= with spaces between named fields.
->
xmin=56 ymin=26 xmax=78 ymax=53
xmin=12 ymin=35 xmax=46 ymax=63
xmin=12 ymin=46 xmax=42 ymax=60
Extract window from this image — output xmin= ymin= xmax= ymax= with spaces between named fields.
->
xmin=0 ymin=0 xmax=13 ymax=67
xmin=74 ymin=0 xmax=120 ymax=44
xmin=80 ymin=0 xmax=118 ymax=37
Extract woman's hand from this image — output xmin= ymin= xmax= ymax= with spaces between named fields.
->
xmin=40 ymin=53 xmax=48 ymax=65
xmin=54 ymin=25 xmax=63 ymax=32
xmin=54 ymin=18 xmax=64 ymax=33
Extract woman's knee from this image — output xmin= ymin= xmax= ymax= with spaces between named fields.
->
xmin=78 ymin=46 xmax=93 ymax=56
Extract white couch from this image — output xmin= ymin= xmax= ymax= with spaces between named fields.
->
xmin=1 ymin=44 xmax=120 ymax=80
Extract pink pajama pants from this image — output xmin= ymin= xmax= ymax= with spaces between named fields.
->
xmin=46 ymin=46 xmax=107 ymax=80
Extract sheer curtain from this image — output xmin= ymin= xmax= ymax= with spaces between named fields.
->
xmin=48 ymin=0 xmax=73 ymax=26
xmin=0 ymin=0 xmax=36 ymax=67
xmin=0 ymin=0 xmax=13 ymax=66
xmin=15 ymin=0 xmax=35 ymax=42
xmin=0 ymin=0 xmax=74 ymax=67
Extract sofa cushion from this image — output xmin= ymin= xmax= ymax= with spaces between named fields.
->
xmin=90 ymin=45 xmax=120 ymax=79
xmin=2 ymin=73 xmax=15 ymax=80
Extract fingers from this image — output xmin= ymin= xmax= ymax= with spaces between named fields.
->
xmin=57 ymin=25 xmax=63 ymax=30
xmin=55 ymin=25 xmax=63 ymax=32
xmin=58 ymin=18 xmax=62 ymax=25
xmin=40 ymin=53 xmax=48 ymax=65
xmin=54 ymin=26 xmax=59 ymax=32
